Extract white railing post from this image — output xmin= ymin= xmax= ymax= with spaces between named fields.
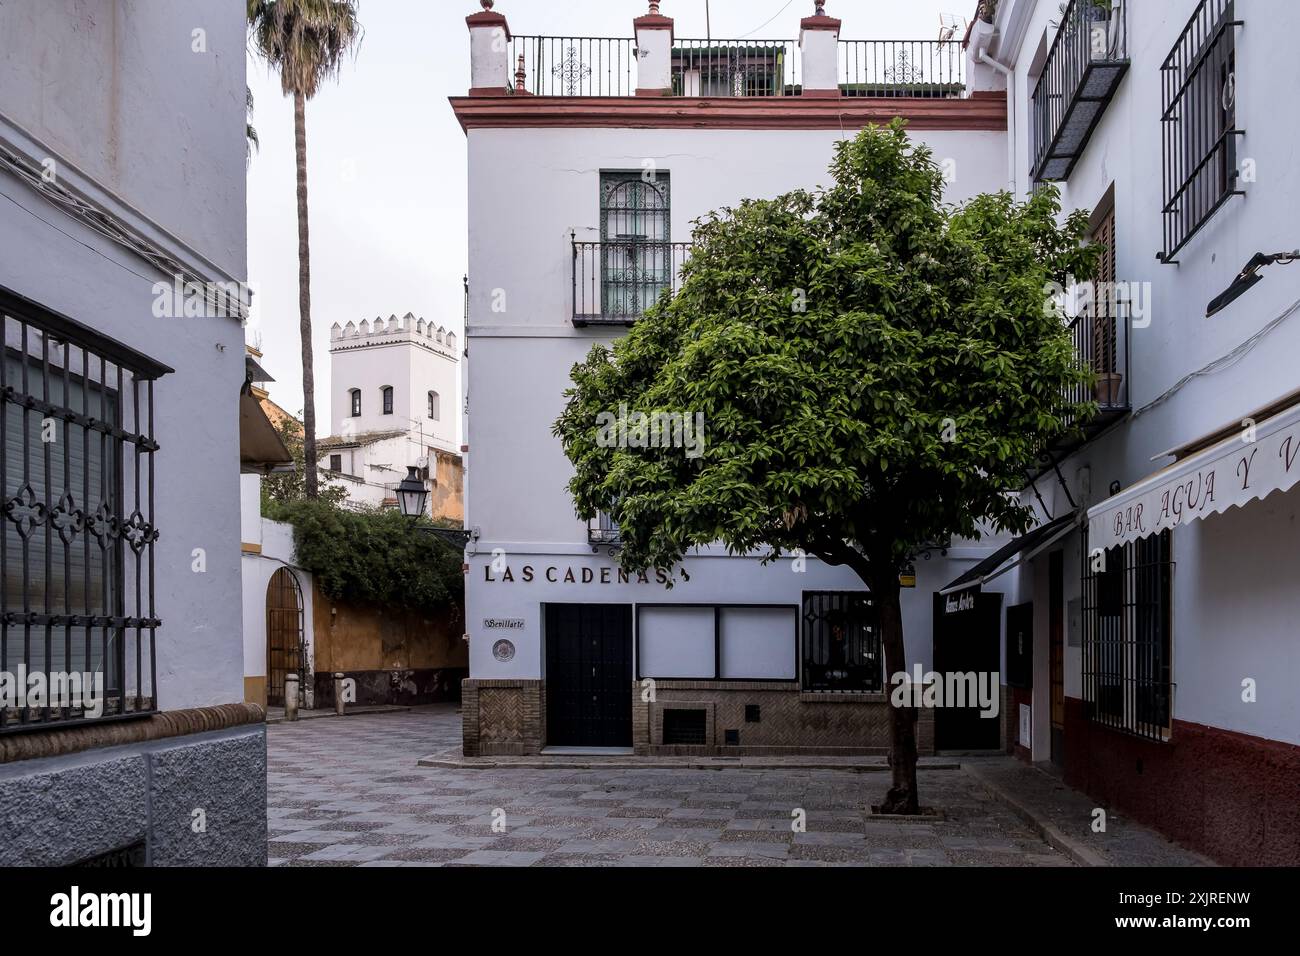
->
xmin=467 ymin=1 xmax=513 ymax=96
xmin=634 ymin=1 xmax=675 ymax=96
xmin=800 ymin=1 xmax=842 ymax=97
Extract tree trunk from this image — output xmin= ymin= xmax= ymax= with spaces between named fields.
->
xmin=875 ymin=569 xmax=920 ymax=813
xmin=294 ymin=91 xmax=318 ymax=498
xmin=878 ymin=572 xmax=920 ymax=811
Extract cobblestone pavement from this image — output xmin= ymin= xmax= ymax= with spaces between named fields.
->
xmin=268 ymin=705 xmax=1072 ymax=867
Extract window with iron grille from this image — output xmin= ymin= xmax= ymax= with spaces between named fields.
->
xmin=599 ymin=171 xmax=671 ymax=319
xmin=1158 ymin=0 xmax=1244 ymax=263
xmin=1081 ymin=530 xmax=1174 ymax=741
xmin=328 ymin=454 xmax=342 ymax=473
xmin=801 ymin=591 xmax=881 ymax=693
xmin=1 ymin=289 xmax=165 ymax=732
xmin=662 ymin=708 xmax=706 ymax=745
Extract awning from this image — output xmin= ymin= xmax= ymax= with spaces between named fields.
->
xmin=240 ymin=391 xmax=293 ymax=474
xmin=1087 ymin=400 xmax=1300 ymax=550
xmin=939 ymin=513 xmax=1077 ymax=596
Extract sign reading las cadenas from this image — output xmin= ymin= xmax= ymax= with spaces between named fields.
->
xmin=1088 ymin=405 xmax=1300 ymax=550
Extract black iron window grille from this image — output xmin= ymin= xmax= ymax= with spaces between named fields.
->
xmin=801 ymin=591 xmax=881 ymax=693
xmin=1081 ymin=529 xmax=1174 ymax=742
xmin=1158 ymin=0 xmax=1244 ymax=263
xmin=1 ymin=289 xmax=167 ymax=732
xmin=508 ymin=36 xmax=637 ymax=97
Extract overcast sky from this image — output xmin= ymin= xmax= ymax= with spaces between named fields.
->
xmin=245 ymin=0 xmax=963 ymax=431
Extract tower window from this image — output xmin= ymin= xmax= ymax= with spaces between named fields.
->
xmin=349 ymin=388 xmax=361 ymax=417
xmin=428 ymin=390 xmax=440 ymax=420
xmin=381 ymin=385 xmax=394 ymax=415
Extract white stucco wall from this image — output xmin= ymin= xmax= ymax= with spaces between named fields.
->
xmin=996 ymin=0 xmax=1300 ymax=751
xmin=0 ymin=0 xmax=247 ymax=709
xmin=465 ymin=122 xmax=1013 ymax=684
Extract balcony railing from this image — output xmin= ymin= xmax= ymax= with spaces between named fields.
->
xmin=672 ymin=39 xmax=799 ymax=96
xmin=588 ymin=513 xmax=621 ymax=548
xmin=504 ymin=36 xmax=965 ymax=98
xmin=573 ymin=240 xmax=691 ymax=327
xmin=839 ymin=40 xmax=965 ymax=98
xmin=1031 ymin=0 xmax=1130 ymax=181
xmin=508 ymin=35 xmax=638 ymax=96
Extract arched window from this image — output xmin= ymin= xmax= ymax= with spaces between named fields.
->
xmin=381 ymin=385 xmax=394 ymax=415
xmin=349 ymin=388 xmax=361 ymax=417
xmin=427 ymin=390 xmax=440 ymax=420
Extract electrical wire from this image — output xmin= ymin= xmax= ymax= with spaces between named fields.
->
xmin=1132 ymin=295 xmax=1300 ymax=419
xmin=738 ymin=0 xmax=796 ymax=39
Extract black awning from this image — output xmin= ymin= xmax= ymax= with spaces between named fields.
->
xmin=939 ymin=513 xmax=1077 ymax=596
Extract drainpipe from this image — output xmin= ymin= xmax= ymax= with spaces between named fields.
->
xmin=977 ymin=40 xmax=1018 ymax=196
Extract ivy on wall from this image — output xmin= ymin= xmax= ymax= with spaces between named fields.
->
xmin=265 ymin=499 xmax=464 ymax=614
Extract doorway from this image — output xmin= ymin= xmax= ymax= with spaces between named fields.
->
xmin=266 ymin=567 xmax=304 ymax=707
xmin=544 ymin=603 xmax=633 ymax=747
xmin=932 ymin=590 xmax=1002 ymax=750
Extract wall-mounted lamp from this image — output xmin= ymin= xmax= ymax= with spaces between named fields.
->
xmin=1206 ymin=250 xmax=1299 ymax=317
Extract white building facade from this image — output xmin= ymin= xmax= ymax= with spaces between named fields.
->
xmin=0 ymin=1 xmax=264 ymax=865
xmin=970 ymin=0 xmax=1300 ymax=865
xmin=456 ymin=2 xmax=1025 ymax=759
xmin=319 ymin=313 xmax=463 ymax=520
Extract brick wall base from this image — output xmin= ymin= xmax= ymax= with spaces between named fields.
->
xmin=1063 ymin=696 xmax=1300 ymax=866
xmin=460 ymin=679 xmax=544 ymax=756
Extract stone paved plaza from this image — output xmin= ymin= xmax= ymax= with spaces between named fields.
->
xmin=268 ymin=705 xmax=1078 ymax=867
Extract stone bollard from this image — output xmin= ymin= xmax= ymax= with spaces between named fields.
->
xmin=284 ymin=673 xmax=300 ymax=721
xmin=333 ymin=672 xmax=346 ymax=716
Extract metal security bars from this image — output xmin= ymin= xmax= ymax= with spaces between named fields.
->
xmin=1030 ymin=0 xmax=1129 ymax=181
xmin=671 ymin=39 xmax=799 ymax=97
xmin=572 ymin=240 xmax=691 ymax=326
xmin=1 ymin=289 xmax=167 ymax=733
xmin=1081 ymin=530 xmax=1174 ymax=741
xmin=588 ymin=511 xmax=621 ymax=547
xmin=801 ymin=591 xmax=882 ymax=693
xmin=508 ymin=36 xmax=637 ymax=96
xmin=840 ymin=40 xmax=966 ymax=98
xmin=1158 ymin=0 xmax=1244 ymax=263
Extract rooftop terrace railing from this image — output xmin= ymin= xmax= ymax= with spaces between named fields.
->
xmin=839 ymin=40 xmax=966 ymax=98
xmin=502 ymin=35 xmax=966 ymax=98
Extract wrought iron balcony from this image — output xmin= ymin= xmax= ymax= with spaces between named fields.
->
xmin=572 ymin=239 xmax=691 ymax=327
xmin=671 ymin=39 xmax=800 ymax=96
xmin=1026 ymin=290 xmax=1133 ymax=483
xmin=588 ymin=513 xmax=621 ymax=547
xmin=1031 ymin=0 xmax=1129 ymax=182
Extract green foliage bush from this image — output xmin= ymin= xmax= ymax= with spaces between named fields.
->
xmin=264 ymin=498 xmax=463 ymax=614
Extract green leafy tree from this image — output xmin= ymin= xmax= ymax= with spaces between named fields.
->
xmin=260 ymin=416 xmax=349 ymax=510
xmin=247 ymin=0 xmax=362 ymax=497
xmin=265 ymin=498 xmax=463 ymax=614
xmin=554 ymin=120 xmax=1099 ymax=813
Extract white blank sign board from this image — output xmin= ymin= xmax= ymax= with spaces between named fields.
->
xmin=638 ymin=606 xmax=715 ymax=678
xmin=719 ymin=606 xmax=797 ymax=679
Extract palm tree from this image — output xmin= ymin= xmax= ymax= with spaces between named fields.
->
xmin=246 ymin=86 xmax=259 ymax=164
xmin=247 ymin=0 xmax=362 ymax=497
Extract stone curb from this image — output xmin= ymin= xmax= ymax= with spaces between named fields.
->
xmin=266 ymin=705 xmax=411 ymax=725
xmin=415 ymin=755 xmax=964 ymax=772
xmin=961 ymin=762 xmax=1108 ymax=867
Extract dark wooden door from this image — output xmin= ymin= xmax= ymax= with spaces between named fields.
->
xmin=266 ymin=567 xmax=303 ymax=707
xmin=932 ymin=591 xmax=1002 ymax=750
xmin=1049 ymin=550 xmax=1065 ymax=766
xmin=545 ymin=604 xmax=633 ymax=747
